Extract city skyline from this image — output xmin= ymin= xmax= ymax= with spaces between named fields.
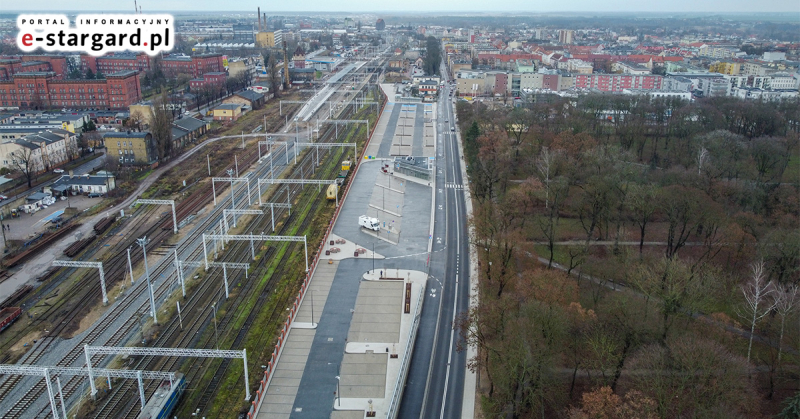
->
xmin=2 ymin=0 xmax=798 ymax=14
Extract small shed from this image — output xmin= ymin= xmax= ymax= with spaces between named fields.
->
xmin=21 ymin=192 xmax=49 ymax=213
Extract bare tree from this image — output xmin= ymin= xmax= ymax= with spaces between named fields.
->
xmin=627 ymin=183 xmax=657 ymax=256
xmin=737 ymin=261 xmax=777 ymax=365
xmin=150 ymin=92 xmax=174 ymax=161
xmin=697 ymin=146 xmax=709 ymax=175
xmin=505 ymin=107 xmax=531 ymax=156
xmin=65 ymin=136 xmax=79 ymax=161
xmin=535 ymin=146 xmax=560 ymax=209
xmin=266 ymin=51 xmax=281 ymax=99
xmin=128 ymin=110 xmax=145 ymax=131
xmin=10 ymin=146 xmax=38 ymax=188
xmin=536 ymin=176 xmax=569 ymax=268
xmin=774 ymin=284 xmax=798 ymax=369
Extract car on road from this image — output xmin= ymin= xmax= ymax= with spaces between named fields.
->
xmin=53 ymin=169 xmax=64 ymax=173
xmin=0 ymin=195 xmax=7 ymax=201
xmin=451 ymin=127 xmax=455 ymax=131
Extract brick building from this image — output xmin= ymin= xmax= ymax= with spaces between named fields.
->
xmin=0 ymin=55 xmax=68 ymax=81
xmin=162 ymin=54 xmax=225 ymax=78
xmin=189 ymin=72 xmax=227 ymax=90
xmin=81 ymin=53 xmax=152 ymax=75
xmin=0 ymin=70 xmax=141 ymax=110
xmin=575 ymin=74 xmax=663 ymax=92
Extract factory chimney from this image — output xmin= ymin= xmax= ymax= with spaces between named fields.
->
xmin=257 ymin=7 xmax=261 ymax=31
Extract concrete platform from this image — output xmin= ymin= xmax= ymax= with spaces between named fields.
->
xmin=347 ymin=281 xmax=402 ymax=344
xmin=257 ymin=328 xmax=317 ymax=419
xmin=333 ymin=269 xmax=427 ymax=417
xmin=255 ymin=82 xmax=434 ymax=419
xmin=340 ymin=352 xmax=387 ymax=398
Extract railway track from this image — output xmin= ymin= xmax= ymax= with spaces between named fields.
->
xmin=12 ymin=102 xmax=307 ymax=418
xmin=0 ymin=76 xmax=379 ymax=418
xmin=96 ymin=94 xmax=375 ymax=419
xmin=2 ymin=146 xmax=264 ymax=418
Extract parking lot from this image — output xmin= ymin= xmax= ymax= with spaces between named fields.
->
xmin=0 ymin=195 xmax=106 ymax=253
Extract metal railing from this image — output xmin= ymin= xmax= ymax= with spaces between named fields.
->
xmin=394 ymin=162 xmax=430 ymax=180
xmin=386 ymin=284 xmax=424 ymax=418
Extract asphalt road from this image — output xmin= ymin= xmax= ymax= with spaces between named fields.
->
xmin=399 ymin=65 xmax=471 ymax=418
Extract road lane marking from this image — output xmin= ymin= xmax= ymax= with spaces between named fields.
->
xmin=440 ymin=273 xmax=459 ymax=419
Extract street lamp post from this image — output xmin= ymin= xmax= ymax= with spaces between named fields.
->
xmin=136 ymin=237 xmax=157 ymax=325
xmin=294 ymin=117 xmax=299 ymax=164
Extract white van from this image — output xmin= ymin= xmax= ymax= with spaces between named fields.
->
xmin=359 ymin=215 xmax=380 ymax=231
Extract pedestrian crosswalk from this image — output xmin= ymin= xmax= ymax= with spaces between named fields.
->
xmin=445 ymin=183 xmax=465 ymax=190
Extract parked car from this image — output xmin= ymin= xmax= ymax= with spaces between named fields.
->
xmin=87 ymin=193 xmax=103 ymax=198
xmin=53 ymin=169 xmax=64 ymax=173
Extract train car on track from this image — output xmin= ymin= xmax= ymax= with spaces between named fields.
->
xmin=136 ymin=372 xmax=185 ymax=419
xmin=326 ymin=183 xmax=339 ymax=201
xmin=0 ymin=307 xmax=22 ymax=333
xmin=336 ymin=160 xmax=352 ymax=185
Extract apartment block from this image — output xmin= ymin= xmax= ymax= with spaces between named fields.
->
xmin=558 ymin=29 xmax=575 ymax=45
xmin=575 ymin=74 xmax=663 ymax=92
xmin=0 ymin=129 xmax=77 ymax=173
xmin=698 ymin=45 xmax=738 ymax=59
xmin=255 ymin=30 xmax=283 ymax=48
xmin=709 ymin=61 xmax=741 ymax=75
xmin=103 ymin=131 xmax=158 ymax=165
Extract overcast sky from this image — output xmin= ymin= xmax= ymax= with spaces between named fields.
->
xmin=3 ymin=0 xmax=798 ymax=13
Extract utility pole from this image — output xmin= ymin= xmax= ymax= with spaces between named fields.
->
xmin=211 ymin=303 xmax=219 ymax=350
xmin=227 ymin=169 xmax=236 ymax=227
xmin=127 ymin=247 xmax=134 ymax=285
xmin=294 ymin=117 xmax=299 ymax=164
xmin=136 ymin=237 xmax=157 ymax=325
xmin=0 ymin=212 xmax=6 ymax=250
xmin=207 ymin=154 xmax=211 ymax=176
